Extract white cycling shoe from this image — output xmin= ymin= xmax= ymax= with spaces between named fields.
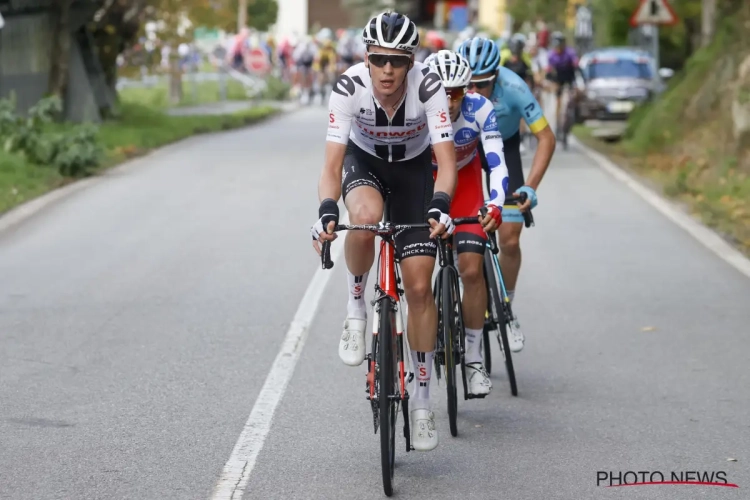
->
xmin=508 ymin=318 xmax=525 ymax=353
xmin=339 ymin=318 xmax=366 ymax=366
xmin=410 ymin=408 xmax=439 ymax=451
xmin=465 ymin=362 xmax=492 ymax=396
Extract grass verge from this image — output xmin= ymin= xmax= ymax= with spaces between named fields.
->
xmin=0 ymin=102 xmax=279 ymax=215
xmin=573 ymin=125 xmax=750 ymax=256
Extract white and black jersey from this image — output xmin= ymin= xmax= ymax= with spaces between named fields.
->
xmin=326 ymin=61 xmax=454 ymax=162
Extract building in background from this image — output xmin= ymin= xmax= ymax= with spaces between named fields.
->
xmin=477 ymin=0 xmax=510 ymax=36
xmin=276 ymin=0 xmax=351 ymax=38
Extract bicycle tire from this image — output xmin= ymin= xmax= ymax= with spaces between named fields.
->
xmin=482 ymin=321 xmax=493 ymax=375
xmin=377 ymin=298 xmax=398 ymax=496
xmin=483 ymin=249 xmax=518 ymax=396
xmin=481 ymin=254 xmax=494 ymax=375
xmin=439 ymin=267 xmax=459 ymax=437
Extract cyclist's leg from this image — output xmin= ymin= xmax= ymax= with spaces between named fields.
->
xmin=498 ymin=132 xmax=524 ymax=299
xmin=498 ymin=133 xmax=526 ymax=351
xmin=388 ymin=147 xmax=439 ymax=450
xmin=339 ymin=143 xmax=386 ymax=366
xmin=452 ymin=156 xmax=492 ymax=394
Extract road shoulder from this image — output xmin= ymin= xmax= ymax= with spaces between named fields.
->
xmin=0 ymin=102 xmax=298 ymax=235
xmin=571 ymin=135 xmax=750 ymax=279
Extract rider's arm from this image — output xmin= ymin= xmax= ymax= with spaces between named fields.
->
xmin=511 ymin=76 xmax=555 ymax=191
xmin=424 ymin=74 xmax=457 ymax=198
xmin=318 ymin=86 xmax=353 ymax=202
xmin=476 ymin=102 xmax=509 ymax=206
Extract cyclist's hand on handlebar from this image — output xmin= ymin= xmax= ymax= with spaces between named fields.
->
xmin=427 ymin=192 xmax=455 ymax=239
xmin=311 ymin=198 xmax=339 ymax=254
xmin=479 ymin=204 xmax=502 ymax=232
xmin=311 ymin=220 xmax=337 ymax=255
xmin=428 ymin=217 xmax=453 ymax=240
xmin=514 ymin=186 xmax=538 ymax=212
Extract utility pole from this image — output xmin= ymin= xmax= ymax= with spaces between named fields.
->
xmin=238 ymin=0 xmax=247 ymax=32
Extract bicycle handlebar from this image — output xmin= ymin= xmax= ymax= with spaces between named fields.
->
xmin=319 ymin=194 xmax=534 ymax=269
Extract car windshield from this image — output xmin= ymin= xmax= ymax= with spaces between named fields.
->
xmin=587 ymin=58 xmax=652 ymax=79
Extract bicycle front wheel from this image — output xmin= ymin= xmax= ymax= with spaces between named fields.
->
xmin=483 ymin=248 xmax=518 ymax=396
xmin=439 ymin=268 xmax=459 ymax=437
xmin=377 ymin=298 xmax=398 ymax=496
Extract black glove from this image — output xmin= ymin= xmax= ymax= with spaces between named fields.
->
xmin=426 ymin=191 xmax=455 ymax=235
xmin=311 ymin=198 xmax=339 ymax=240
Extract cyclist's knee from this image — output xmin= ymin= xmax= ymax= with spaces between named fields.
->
xmin=458 ymin=254 xmax=484 ymax=286
xmin=347 ymin=199 xmax=382 ymax=225
xmin=403 ymin=277 xmax=432 ymax=310
xmin=499 ymin=232 xmax=521 ymax=257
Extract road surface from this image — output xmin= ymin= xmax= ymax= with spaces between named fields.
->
xmin=1 ymin=107 xmax=749 ymax=500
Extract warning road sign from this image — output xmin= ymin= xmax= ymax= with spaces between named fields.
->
xmin=630 ymin=0 xmax=678 ymax=27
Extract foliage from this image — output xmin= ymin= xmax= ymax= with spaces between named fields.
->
xmin=0 ymin=95 xmax=103 ymax=178
xmin=1 ymin=101 xmax=278 ymax=214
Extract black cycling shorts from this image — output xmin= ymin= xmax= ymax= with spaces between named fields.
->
xmin=479 ymin=132 xmax=523 ymax=197
xmin=342 ymin=142 xmax=436 ymax=260
xmin=547 ymin=68 xmax=576 ymax=97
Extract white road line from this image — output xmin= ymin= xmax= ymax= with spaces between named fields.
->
xmin=211 ymin=211 xmax=349 ymax=500
xmin=572 ymin=136 xmax=750 ymax=280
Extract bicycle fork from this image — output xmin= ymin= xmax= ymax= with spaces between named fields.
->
xmin=365 ymin=295 xmax=413 ymax=452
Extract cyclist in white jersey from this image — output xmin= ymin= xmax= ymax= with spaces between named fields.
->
xmin=425 ymin=50 xmax=508 ymax=396
xmin=311 ymin=11 xmax=458 ymax=452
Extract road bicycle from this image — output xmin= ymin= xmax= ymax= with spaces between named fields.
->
xmin=433 ymin=196 xmax=533 ymax=437
xmin=321 ymin=199 xmax=479 ymax=496
xmin=481 ymin=193 xmax=534 ymax=397
xmin=319 ymin=204 xmax=479 ymax=497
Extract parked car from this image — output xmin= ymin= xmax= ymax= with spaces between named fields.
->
xmin=573 ymin=47 xmax=673 ymax=130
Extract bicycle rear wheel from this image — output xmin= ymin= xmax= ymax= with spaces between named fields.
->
xmin=439 ymin=267 xmax=460 ymax=437
xmin=377 ymin=298 xmax=398 ymax=497
xmin=483 ymin=249 xmax=518 ymax=396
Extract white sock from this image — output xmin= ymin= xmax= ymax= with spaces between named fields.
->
xmin=464 ymin=328 xmax=483 ymax=365
xmin=411 ymin=350 xmax=434 ymax=409
xmin=507 ymin=290 xmax=515 ymax=303
xmin=346 ymin=270 xmax=369 ymax=319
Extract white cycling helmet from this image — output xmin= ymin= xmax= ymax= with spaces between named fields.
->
xmin=362 ymin=11 xmax=419 ymax=54
xmin=426 ymin=50 xmax=472 ymax=88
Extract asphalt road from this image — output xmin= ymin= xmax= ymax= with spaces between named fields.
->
xmin=1 ymin=106 xmax=749 ymax=500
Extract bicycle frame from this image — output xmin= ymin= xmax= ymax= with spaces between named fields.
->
xmin=369 ymin=234 xmax=408 ymax=410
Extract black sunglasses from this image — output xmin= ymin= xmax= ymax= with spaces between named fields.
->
xmin=368 ymin=53 xmax=412 ymax=69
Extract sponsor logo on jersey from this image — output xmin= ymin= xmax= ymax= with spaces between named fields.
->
xmin=485 ymin=133 xmax=502 ymax=140
xmin=355 ymin=122 xmax=427 ymax=139
xmin=454 ymin=127 xmax=478 ymax=146
xmin=484 ymin=111 xmax=498 ymax=130
xmin=329 ymin=113 xmax=335 ymax=123
xmin=359 ymin=108 xmax=373 ymax=116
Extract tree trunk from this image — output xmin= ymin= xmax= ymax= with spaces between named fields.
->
xmin=48 ymin=0 xmax=74 ymax=111
xmin=701 ymin=0 xmax=717 ymax=47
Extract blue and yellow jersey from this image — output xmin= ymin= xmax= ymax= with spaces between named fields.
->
xmin=488 ymin=66 xmax=548 ymax=139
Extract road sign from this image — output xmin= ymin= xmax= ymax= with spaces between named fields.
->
xmin=246 ymin=48 xmax=269 ymax=73
xmin=630 ymin=0 xmax=678 ymax=27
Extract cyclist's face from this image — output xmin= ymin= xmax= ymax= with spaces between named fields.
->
xmin=366 ymin=47 xmax=413 ymax=96
xmin=467 ymin=74 xmax=495 ymax=99
xmin=445 ymin=87 xmax=466 ymax=119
